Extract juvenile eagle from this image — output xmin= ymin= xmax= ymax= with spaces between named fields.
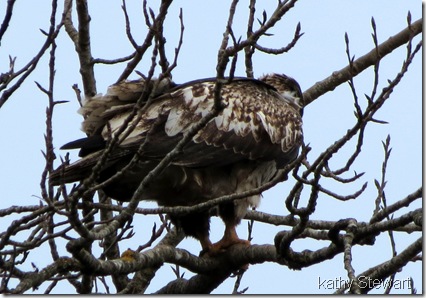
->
xmin=50 ymin=74 xmax=303 ymax=255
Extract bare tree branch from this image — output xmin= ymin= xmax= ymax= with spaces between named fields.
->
xmin=0 ymin=0 xmax=16 ymax=42
xmin=303 ymin=18 xmax=422 ymax=106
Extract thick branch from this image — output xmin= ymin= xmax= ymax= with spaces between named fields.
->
xmin=75 ymin=0 xmax=96 ymax=96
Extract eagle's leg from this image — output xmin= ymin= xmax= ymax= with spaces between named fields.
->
xmin=208 ymin=203 xmax=250 ymax=255
xmin=170 ymin=211 xmax=213 ymax=254
xmin=209 ymin=222 xmax=250 ymax=255
xmin=196 ymin=231 xmax=213 ymax=255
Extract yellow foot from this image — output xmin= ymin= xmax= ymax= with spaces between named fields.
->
xmin=204 ymin=238 xmax=251 ymax=270
xmin=208 ymin=238 xmax=251 ymax=256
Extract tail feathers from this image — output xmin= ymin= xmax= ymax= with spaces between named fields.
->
xmin=49 ymin=149 xmax=134 ymax=186
xmin=49 ymin=151 xmax=103 ymax=185
xmin=61 ymin=135 xmax=106 ymax=157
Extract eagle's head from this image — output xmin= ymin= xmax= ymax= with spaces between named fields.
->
xmin=259 ymin=73 xmax=304 ymax=110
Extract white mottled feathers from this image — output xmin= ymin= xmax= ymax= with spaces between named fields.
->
xmin=93 ymin=76 xmax=303 ymax=168
xmin=79 ymin=77 xmax=175 ymax=135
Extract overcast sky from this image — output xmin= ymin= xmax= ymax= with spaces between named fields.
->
xmin=0 ymin=1 xmax=422 ymax=294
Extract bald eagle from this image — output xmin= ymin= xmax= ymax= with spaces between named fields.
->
xmin=50 ymin=74 xmax=303 ymax=255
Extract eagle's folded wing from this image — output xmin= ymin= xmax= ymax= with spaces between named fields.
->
xmin=102 ymin=78 xmax=303 ymax=168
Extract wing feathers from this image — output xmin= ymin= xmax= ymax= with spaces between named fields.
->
xmin=65 ymin=75 xmax=302 ymax=172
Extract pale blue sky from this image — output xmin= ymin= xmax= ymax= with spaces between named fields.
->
xmin=0 ymin=1 xmax=422 ymax=294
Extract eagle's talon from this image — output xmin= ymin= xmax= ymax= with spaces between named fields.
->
xmin=199 ymin=247 xmax=211 ymax=257
xmin=207 ymin=238 xmax=251 ymax=256
xmin=203 ymin=239 xmax=251 ymax=270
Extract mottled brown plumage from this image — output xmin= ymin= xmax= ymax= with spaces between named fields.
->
xmin=50 ymin=74 xmax=304 ymax=254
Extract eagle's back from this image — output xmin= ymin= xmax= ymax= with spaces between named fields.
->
xmin=101 ymin=77 xmax=302 ymax=167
